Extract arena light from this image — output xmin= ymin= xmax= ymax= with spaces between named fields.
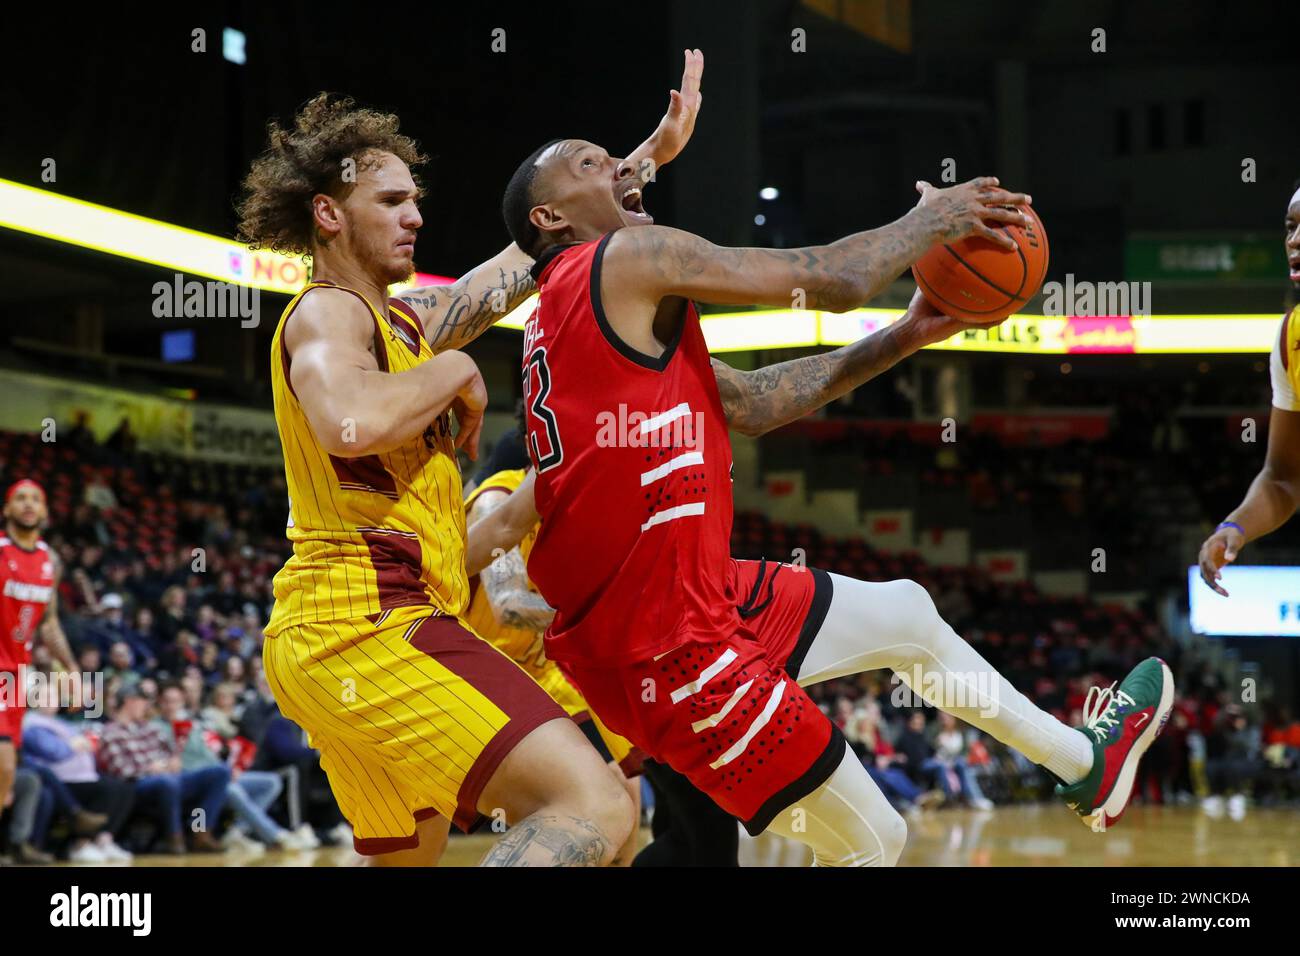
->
xmin=222 ymin=28 xmax=247 ymax=65
xmin=0 ymin=178 xmax=1283 ymax=354
xmin=0 ymin=178 xmax=451 ymax=295
xmin=819 ymin=311 xmax=1280 ymax=355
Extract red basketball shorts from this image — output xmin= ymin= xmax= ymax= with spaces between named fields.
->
xmin=564 ymin=559 xmax=842 ymax=834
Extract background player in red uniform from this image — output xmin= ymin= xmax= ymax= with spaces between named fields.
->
xmin=1 ymin=480 xmax=78 ymax=820
xmin=482 ymin=129 xmax=1176 ymax=864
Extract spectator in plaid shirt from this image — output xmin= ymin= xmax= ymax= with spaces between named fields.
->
xmin=98 ymin=686 xmax=229 ymax=854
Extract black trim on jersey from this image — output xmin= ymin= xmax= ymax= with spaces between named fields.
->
xmin=738 ymin=558 xmax=778 ymax=619
xmin=530 ymin=241 xmax=583 ymax=283
xmin=589 ymin=231 xmax=685 ymax=373
xmin=743 ymin=723 xmax=848 ymax=836
xmin=784 ymin=567 xmax=833 ymax=680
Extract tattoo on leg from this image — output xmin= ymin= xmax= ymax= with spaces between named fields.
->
xmin=479 ymin=814 xmax=610 ymax=867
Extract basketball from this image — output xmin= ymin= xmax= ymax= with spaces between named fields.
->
xmin=913 ymin=204 xmax=1049 ymax=324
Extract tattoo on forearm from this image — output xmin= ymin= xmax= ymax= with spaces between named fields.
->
xmin=629 ymin=215 xmax=937 ymax=313
xmin=483 ymin=549 xmax=555 ymax=631
xmin=400 ymin=267 xmax=535 ymax=352
xmin=479 ymin=814 xmax=609 ymax=867
xmin=713 ymin=324 xmax=906 ymax=437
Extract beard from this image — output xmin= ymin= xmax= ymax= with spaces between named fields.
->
xmin=359 ymin=234 xmax=415 ymax=286
xmin=6 ymin=514 xmax=41 ymax=532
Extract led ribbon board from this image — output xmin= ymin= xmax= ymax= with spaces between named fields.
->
xmin=0 ymin=178 xmax=1282 ymax=354
xmin=0 ymin=178 xmax=450 ymax=294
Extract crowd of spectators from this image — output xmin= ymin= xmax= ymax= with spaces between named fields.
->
xmin=0 ymin=426 xmax=345 ymax=863
xmin=1 ymin=401 xmax=1296 ymax=863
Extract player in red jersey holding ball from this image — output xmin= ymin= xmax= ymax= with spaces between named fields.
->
xmin=473 ymin=94 xmax=1176 ymax=861
xmin=1 ymin=480 xmax=79 ymax=819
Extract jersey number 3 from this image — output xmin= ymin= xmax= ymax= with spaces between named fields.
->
xmin=525 ymin=348 xmax=563 ymax=472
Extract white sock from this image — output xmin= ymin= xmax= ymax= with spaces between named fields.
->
xmin=1041 ymin=729 xmax=1094 ymax=785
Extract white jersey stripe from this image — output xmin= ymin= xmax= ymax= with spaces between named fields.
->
xmin=639 ymin=403 xmax=691 ymax=434
xmin=691 ymin=678 xmax=754 ymax=733
xmin=641 ymin=502 xmax=706 ymax=533
xmin=640 ymin=451 xmax=704 ymax=487
xmin=710 ymin=680 xmax=788 ymax=770
xmin=670 ymin=648 xmax=738 ymax=704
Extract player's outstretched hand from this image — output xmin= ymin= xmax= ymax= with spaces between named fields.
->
xmin=630 ymin=48 xmax=704 ymax=180
xmin=452 ymin=370 xmax=487 ymax=461
xmin=914 ymin=177 xmax=1032 ymax=250
xmin=1197 ymin=525 xmax=1244 ymax=596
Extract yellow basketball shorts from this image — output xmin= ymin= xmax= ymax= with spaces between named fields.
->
xmin=262 ymin=604 xmax=565 ymax=854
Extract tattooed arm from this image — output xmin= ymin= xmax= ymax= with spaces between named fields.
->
xmin=466 ymin=487 xmax=555 ymax=631
xmin=603 ymin=178 xmax=1031 ymax=314
xmin=397 ymin=244 xmax=537 ymax=353
xmin=398 ymin=51 xmax=707 ymax=352
xmin=712 ymin=289 xmax=966 ymax=437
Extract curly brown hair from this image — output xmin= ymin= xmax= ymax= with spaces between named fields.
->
xmin=235 ymin=93 xmax=428 ymax=257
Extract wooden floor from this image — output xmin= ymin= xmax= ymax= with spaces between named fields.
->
xmin=46 ymin=805 xmax=1300 ymax=866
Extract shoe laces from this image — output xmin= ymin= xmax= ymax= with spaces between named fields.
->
xmin=1082 ymin=682 xmax=1123 ymax=743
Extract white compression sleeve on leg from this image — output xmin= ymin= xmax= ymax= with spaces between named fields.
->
xmin=795 ymin=574 xmax=1093 ymax=783
xmin=764 ymin=744 xmax=908 ymax=867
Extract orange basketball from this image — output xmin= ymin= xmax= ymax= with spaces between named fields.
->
xmin=912 ymin=204 xmax=1049 ymax=324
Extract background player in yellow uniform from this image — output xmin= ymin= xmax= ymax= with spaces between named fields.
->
xmin=465 ymin=467 xmax=644 ymax=865
xmin=238 ymin=54 xmax=703 ymax=865
xmin=1198 ymin=180 xmax=1300 ymax=592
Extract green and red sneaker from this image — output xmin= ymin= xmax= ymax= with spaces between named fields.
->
xmin=1056 ymin=657 xmax=1175 ymax=832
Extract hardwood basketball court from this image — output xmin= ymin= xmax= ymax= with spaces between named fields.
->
xmin=47 ymin=805 xmax=1298 ymax=867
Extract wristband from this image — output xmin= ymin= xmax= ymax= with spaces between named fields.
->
xmin=1216 ymin=521 xmax=1244 ymax=535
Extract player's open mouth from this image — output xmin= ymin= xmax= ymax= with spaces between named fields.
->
xmin=1290 ymin=257 xmax=1300 ymax=281
xmin=619 ymin=185 xmax=653 ymax=223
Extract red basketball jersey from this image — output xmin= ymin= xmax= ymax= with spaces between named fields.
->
xmin=0 ymin=535 xmax=55 ymax=671
xmin=522 ymin=233 xmax=739 ymax=667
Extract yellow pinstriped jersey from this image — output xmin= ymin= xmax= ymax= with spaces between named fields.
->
xmin=463 ymin=469 xmax=547 ymax=673
xmin=264 ymin=281 xmax=469 ymax=636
